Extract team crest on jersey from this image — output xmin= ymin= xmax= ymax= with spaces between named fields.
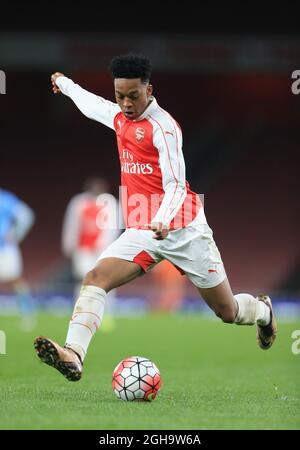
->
xmin=135 ymin=127 xmax=145 ymax=142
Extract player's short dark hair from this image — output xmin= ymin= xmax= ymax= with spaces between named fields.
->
xmin=109 ymin=53 xmax=152 ymax=83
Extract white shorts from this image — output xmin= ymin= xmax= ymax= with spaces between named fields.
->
xmin=98 ymin=222 xmax=226 ymax=289
xmin=0 ymin=245 xmax=23 ymax=282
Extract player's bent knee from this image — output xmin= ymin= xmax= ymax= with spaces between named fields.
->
xmin=83 ymin=268 xmax=111 ymax=291
xmin=83 ymin=258 xmax=142 ymax=293
xmin=82 ymin=268 xmax=98 ymax=285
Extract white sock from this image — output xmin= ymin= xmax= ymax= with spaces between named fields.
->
xmin=234 ymin=293 xmax=270 ymax=326
xmin=65 ymin=285 xmax=106 ymax=361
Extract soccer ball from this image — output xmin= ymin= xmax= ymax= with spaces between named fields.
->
xmin=112 ymin=356 xmax=161 ymax=401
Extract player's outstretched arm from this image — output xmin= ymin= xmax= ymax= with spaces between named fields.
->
xmin=50 ymin=72 xmax=120 ymax=129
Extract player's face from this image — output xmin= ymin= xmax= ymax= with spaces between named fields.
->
xmin=114 ymin=78 xmax=153 ymax=121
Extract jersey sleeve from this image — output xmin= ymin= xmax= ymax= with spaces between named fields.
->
xmin=12 ymin=200 xmax=35 ymax=243
xmin=151 ymin=120 xmax=187 ymax=227
xmin=56 ymin=76 xmax=120 ymax=130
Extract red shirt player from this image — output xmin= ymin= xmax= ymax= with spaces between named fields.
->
xmin=62 ymin=177 xmax=119 ymax=281
xmin=34 ymin=54 xmax=277 ymax=381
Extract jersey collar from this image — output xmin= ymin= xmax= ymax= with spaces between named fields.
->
xmin=133 ymin=97 xmax=158 ymax=122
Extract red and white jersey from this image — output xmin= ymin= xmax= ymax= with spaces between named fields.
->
xmin=62 ymin=192 xmax=119 ymax=256
xmin=56 ymin=76 xmax=205 ymax=230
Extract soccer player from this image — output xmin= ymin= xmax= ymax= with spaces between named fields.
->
xmin=62 ymin=176 xmax=120 ymax=330
xmin=34 ymin=54 xmax=277 ymax=381
xmin=0 ymin=187 xmax=35 ymax=329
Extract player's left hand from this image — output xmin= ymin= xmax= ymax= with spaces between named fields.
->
xmin=144 ymin=222 xmax=169 ymax=240
xmin=51 ymin=72 xmax=64 ymax=94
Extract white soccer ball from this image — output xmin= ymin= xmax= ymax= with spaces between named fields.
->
xmin=112 ymin=356 xmax=161 ymax=401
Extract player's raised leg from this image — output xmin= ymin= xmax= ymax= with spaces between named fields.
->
xmin=34 ymin=257 xmax=142 ymax=381
xmin=197 ymin=277 xmax=277 ymax=349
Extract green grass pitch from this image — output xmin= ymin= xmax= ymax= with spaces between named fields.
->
xmin=0 ymin=313 xmax=299 ymax=429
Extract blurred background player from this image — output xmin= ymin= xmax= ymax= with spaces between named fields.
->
xmin=61 ymin=176 xmax=120 ymax=331
xmin=0 ymin=187 xmax=35 ymax=330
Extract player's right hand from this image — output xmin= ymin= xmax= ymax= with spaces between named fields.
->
xmin=51 ymin=72 xmax=64 ymax=94
xmin=144 ymin=222 xmax=169 ymax=240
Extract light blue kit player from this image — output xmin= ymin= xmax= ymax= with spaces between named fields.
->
xmin=0 ymin=188 xmax=35 ymax=323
